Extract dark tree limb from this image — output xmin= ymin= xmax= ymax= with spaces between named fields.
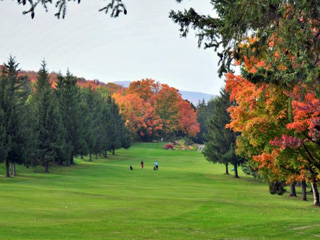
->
xmin=5 ymin=0 xmax=127 ymax=19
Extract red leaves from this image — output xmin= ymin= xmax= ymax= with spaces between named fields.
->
xmin=286 ymin=90 xmax=320 ymax=142
xmin=270 ymin=135 xmax=305 ymax=149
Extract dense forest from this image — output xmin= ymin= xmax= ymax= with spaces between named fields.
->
xmin=0 ymin=57 xmax=131 ymax=176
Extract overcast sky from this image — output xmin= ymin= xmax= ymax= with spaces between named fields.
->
xmin=0 ymin=0 xmax=224 ymax=95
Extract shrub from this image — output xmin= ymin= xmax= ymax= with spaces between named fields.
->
xmin=184 ymin=137 xmax=194 ymax=146
xmin=269 ymin=181 xmax=286 ymax=195
xmin=164 ymin=143 xmax=174 ymax=150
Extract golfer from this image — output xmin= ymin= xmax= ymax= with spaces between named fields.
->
xmin=155 ymin=160 xmax=159 ymax=170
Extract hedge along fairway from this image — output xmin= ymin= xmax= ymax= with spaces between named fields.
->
xmin=0 ymin=142 xmax=319 ymax=240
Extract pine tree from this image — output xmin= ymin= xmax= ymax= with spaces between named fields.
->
xmin=119 ymin=121 xmax=131 ymax=149
xmin=33 ymin=61 xmax=65 ymax=172
xmin=99 ymin=98 xmax=113 ymax=158
xmin=203 ymin=88 xmax=245 ymax=177
xmin=0 ymin=98 xmax=8 ymax=172
xmin=55 ymin=71 xmax=87 ymax=165
xmin=107 ymin=96 xmax=121 ymax=155
xmin=193 ymin=99 xmax=215 ymax=144
xmin=0 ymin=57 xmax=35 ymax=177
xmin=92 ymin=92 xmax=107 ymax=159
xmin=81 ymin=87 xmax=97 ymax=161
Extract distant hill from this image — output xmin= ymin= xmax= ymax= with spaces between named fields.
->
xmin=113 ymin=81 xmax=215 ymax=106
xmin=179 ymin=91 xmax=215 ymax=106
xmin=1 ymin=67 xmax=215 ymax=105
xmin=1 ymin=65 xmax=122 ymax=93
xmin=113 ymin=81 xmax=131 ymax=88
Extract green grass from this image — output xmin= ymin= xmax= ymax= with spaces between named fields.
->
xmin=0 ymin=142 xmax=319 ymax=240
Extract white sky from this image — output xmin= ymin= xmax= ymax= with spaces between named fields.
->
xmin=0 ymin=0 xmax=224 ymax=95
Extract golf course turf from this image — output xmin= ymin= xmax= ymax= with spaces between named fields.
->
xmin=0 ymin=142 xmax=319 ymax=239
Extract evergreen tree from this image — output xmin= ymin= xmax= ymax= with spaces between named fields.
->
xmin=0 ymin=99 xmax=8 ymax=173
xmin=193 ymin=99 xmax=215 ymax=144
xmin=119 ymin=121 xmax=131 ymax=149
xmin=203 ymin=88 xmax=245 ymax=178
xmin=107 ymin=96 xmax=121 ymax=155
xmin=55 ymin=71 xmax=87 ymax=165
xmin=93 ymin=93 xmax=108 ymax=159
xmin=33 ymin=61 xmax=65 ymax=172
xmin=0 ymin=57 xmax=35 ymax=177
xmin=81 ymin=87 xmax=98 ymax=161
xmin=99 ymin=99 xmax=113 ymax=158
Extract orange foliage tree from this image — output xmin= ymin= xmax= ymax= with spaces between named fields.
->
xmin=113 ymin=79 xmax=199 ymax=141
xmin=226 ymin=34 xmax=320 ymax=205
xmin=225 ymin=73 xmax=309 ymax=194
xmin=178 ymin=100 xmax=200 ymax=137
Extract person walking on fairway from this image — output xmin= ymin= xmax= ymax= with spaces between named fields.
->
xmin=155 ymin=160 xmax=159 ymax=170
xmin=141 ymin=160 xmax=144 ymax=169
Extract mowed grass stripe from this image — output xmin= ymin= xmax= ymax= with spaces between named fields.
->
xmin=0 ymin=142 xmax=319 ymax=240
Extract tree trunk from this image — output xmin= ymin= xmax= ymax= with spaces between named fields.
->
xmin=70 ymin=154 xmax=74 ymax=165
xmin=104 ymin=150 xmax=108 ymax=158
xmin=95 ymin=153 xmax=98 ymax=160
xmin=80 ymin=155 xmax=83 ymax=159
xmin=44 ymin=162 xmax=49 ymax=173
xmin=225 ymin=163 xmax=229 ymax=175
xmin=112 ymin=148 xmax=115 ymax=155
xmin=11 ymin=162 xmax=16 ymax=177
xmin=5 ymin=160 xmax=10 ymax=177
xmin=302 ymin=180 xmax=307 ymax=201
xmin=89 ymin=152 xmax=92 ymax=161
xmin=234 ymin=164 xmax=239 ymax=178
xmin=289 ymin=182 xmax=297 ymax=197
xmin=311 ymin=181 xmax=320 ymax=206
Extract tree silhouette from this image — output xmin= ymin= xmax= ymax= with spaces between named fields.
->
xmin=7 ymin=0 xmax=127 ymax=19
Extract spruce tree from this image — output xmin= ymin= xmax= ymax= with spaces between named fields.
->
xmin=33 ymin=61 xmax=65 ymax=172
xmin=99 ymin=98 xmax=113 ymax=158
xmin=107 ymin=96 xmax=121 ymax=155
xmin=193 ymin=99 xmax=215 ymax=144
xmin=0 ymin=98 xmax=8 ymax=173
xmin=203 ymin=88 xmax=246 ymax=178
xmin=90 ymin=90 xmax=106 ymax=159
xmin=119 ymin=121 xmax=131 ymax=149
xmin=55 ymin=71 xmax=87 ymax=165
xmin=81 ymin=87 xmax=97 ymax=161
xmin=0 ymin=57 xmax=35 ymax=177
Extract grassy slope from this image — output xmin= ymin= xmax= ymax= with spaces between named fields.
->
xmin=0 ymin=142 xmax=319 ymax=240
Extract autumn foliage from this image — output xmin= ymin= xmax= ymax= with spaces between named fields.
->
xmin=1 ymin=65 xmax=199 ymax=142
xmin=225 ymin=33 xmax=320 ymax=204
xmin=113 ymin=79 xmax=200 ymax=141
xmin=0 ymin=66 xmax=122 ymax=94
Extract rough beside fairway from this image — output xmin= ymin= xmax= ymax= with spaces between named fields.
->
xmin=0 ymin=142 xmax=319 ymax=240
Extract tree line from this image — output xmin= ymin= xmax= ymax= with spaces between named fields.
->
xmin=0 ymin=57 xmax=131 ymax=177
